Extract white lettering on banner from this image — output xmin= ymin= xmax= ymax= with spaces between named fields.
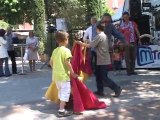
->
xmin=122 ymin=45 xmax=160 ymax=68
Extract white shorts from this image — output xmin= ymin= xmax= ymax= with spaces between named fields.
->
xmin=55 ymin=81 xmax=71 ymax=102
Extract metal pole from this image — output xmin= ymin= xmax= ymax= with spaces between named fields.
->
xmin=19 ymin=44 xmax=26 ymax=75
xmin=21 ymin=45 xmax=24 ymax=73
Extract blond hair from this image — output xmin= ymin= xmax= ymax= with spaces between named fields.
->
xmin=55 ymin=31 xmax=69 ymax=43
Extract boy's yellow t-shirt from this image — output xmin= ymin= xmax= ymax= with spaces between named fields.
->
xmin=51 ymin=46 xmax=72 ymax=81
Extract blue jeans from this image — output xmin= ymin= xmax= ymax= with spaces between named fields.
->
xmin=0 ymin=57 xmax=10 ymax=76
xmin=96 ymin=65 xmax=120 ymax=93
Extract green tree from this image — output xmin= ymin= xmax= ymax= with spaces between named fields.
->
xmin=79 ymin=0 xmax=113 ymax=21
xmin=0 ymin=0 xmax=46 ymax=53
xmin=33 ymin=0 xmax=46 ymax=53
xmin=0 ymin=0 xmax=33 ymax=24
xmin=44 ymin=0 xmax=87 ymax=29
xmin=0 ymin=20 xmax=9 ymax=29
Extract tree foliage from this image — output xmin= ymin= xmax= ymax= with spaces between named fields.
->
xmin=0 ymin=0 xmax=46 ymax=53
xmin=33 ymin=0 xmax=46 ymax=53
xmin=44 ymin=0 xmax=87 ymax=29
xmin=79 ymin=0 xmax=113 ymax=21
xmin=0 ymin=0 xmax=113 ymax=28
xmin=0 ymin=20 xmax=9 ymax=29
xmin=0 ymin=0 xmax=33 ymax=24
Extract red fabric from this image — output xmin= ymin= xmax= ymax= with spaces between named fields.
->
xmin=71 ymin=44 xmax=107 ymax=113
xmin=72 ymin=44 xmax=92 ymax=75
xmin=120 ymin=21 xmax=137 ymax=44
xmin=71 ymin=43 xmax=83 ymax=75
xmin=80 ymin=49 xmax=93 ymax=75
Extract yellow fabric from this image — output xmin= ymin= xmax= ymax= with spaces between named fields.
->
xmin=51 ymin=46 xmax=72 ymax=81
xmin=45 ymin=81 xmax=59 ymax=103
xmin=79 ymin=71 xmax=89 ymax=82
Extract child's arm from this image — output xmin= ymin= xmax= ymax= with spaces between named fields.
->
xmin=65 ymin=58 xmax=78 ymax=78
xmin=76 ymin=41 xmax=90 ymax=48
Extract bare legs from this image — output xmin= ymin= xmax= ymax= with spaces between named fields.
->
xmin=59 ymin=101 xmax=66 ymax=111
xmin=29 ymin=60 xmax=36 ymax=72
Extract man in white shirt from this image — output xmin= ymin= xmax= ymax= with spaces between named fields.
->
xmin=83 ymin=17 xmax=97 ymax=74
xmin=83 ymin=17 xmax=97 ymax=42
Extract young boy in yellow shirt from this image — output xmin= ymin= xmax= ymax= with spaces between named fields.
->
xmin=50 ymin=31 xmax=78 ymax=117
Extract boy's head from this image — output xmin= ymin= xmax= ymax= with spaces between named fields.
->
xmin=96 ymin=22 xmax=105 ymax=33
xmin=55 ymin=31 xmax=69 ymax=45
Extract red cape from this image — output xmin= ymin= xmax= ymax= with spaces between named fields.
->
xmin=71 ymin=44 xmax=107 ymax=113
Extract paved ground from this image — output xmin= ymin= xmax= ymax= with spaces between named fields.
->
xmin=0 ymin=61 xmax=160 ymax=120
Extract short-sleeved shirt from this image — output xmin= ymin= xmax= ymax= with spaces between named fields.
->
xmin=120 ymin=21 xmax=137 ymax=43
xmin=51 ymin=46 xmax=72 ymax=81
xmin=83 ymin=24 xmax=97 ymax=42
xmin=90 ymin=32 xmax=111 ymax=65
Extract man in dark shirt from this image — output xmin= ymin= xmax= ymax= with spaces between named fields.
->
xmin=101 ymin=13 xmax=126 ymax=49
xmin=5 ymin=27 xmax=17 ymax=74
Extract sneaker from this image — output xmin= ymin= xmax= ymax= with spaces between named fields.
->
xmin=57 ymin=110 xmax=73 ymax=117
xmin=94 ymin=91 xmax=105 ymax=96
xmin=114 ymin=87 xmax=122 ymax=97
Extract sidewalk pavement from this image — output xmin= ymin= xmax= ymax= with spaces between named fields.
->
xmin=0 ymin=61 xmax=160 ymax=120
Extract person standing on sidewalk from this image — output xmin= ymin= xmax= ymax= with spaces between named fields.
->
xmin=76 ymin=22 xmax=122 ymax=97
xmin=5 ymin=27 xmax=17 ymax=74
xmin=119 ymin=12 xmax=140 ymax=76
xmin=83 ymin=16 xmax=97 ymax=74
xmin=0 ymin=29 xmax=11 ymax=77
xmin=26 ymin=31 xmax=39 ymax=72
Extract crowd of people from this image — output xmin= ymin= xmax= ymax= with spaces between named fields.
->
xmin=0 ymin=28 xmax=39 ymax=77
xmin=46 ymin=11 xmax=142 ymax=117
xmin=0 ymin=11 xmax=141 ymax=117
xmin=75 ymin=12 xmax=141 ymax=98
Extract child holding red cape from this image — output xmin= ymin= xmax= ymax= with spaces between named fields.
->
xmin=49 ymin=31 xmax=78 ymax=117
xmin=45 ymin=30 xmax=107 ymax=117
